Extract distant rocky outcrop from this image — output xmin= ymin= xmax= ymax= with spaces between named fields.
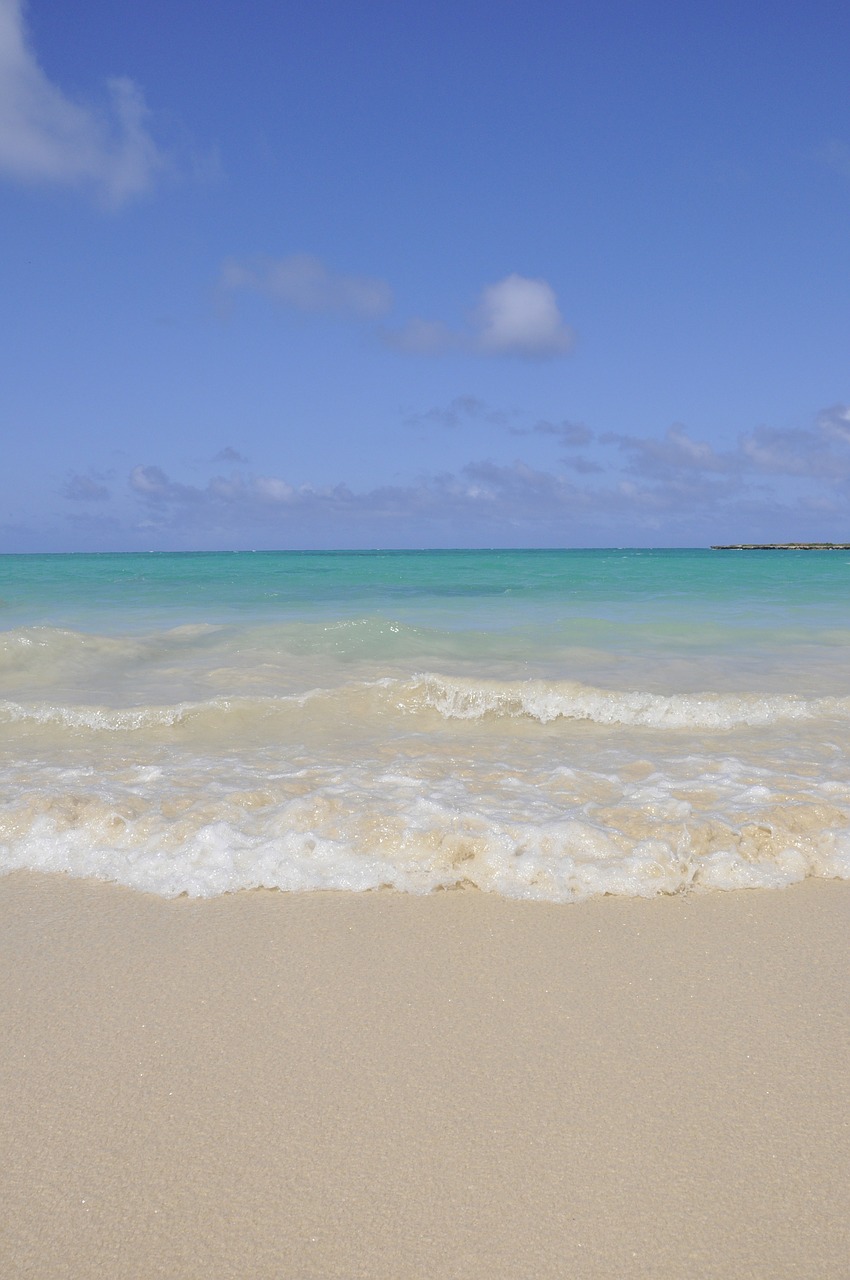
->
xmin=711 ymin=543 xmax=850 ymax=550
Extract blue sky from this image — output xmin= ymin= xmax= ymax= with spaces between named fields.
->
xmin=3 ymin=0 xmax=850 ymax=549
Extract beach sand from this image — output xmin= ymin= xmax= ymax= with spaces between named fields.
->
xmin=2 ymin=872 xmax=848 ymax=1279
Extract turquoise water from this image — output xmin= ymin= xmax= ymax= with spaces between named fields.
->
xmin=2 ymin=549 xmax=850 ymax=898
xmin=3 ymin=548 xmax=850 ymax=627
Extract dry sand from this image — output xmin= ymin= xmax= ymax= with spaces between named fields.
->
xmin=1 ymin=871 xmax=849 ymax=1279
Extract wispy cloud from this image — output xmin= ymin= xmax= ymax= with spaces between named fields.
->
xmin=388 ymin=274 xmax=575 ymax=359
xmin=0 ymin=0 xmax=167 ymax=205
xmin=740 ymin=423 xmax=850 ymax=479
xmin=816 ymin=402 xmax=850 ymax=443
xmin=387 ymin=316 xmax=454 ymax=354
xmin=601 ymin=407 xmax=850 ymax=496
xmin=602 ymin=424 xmax=735 ymax=478
xmin=404 ymin=396 xmax=512 ymax=430
xmin=65 ymin=512 xmax=121 ymax=535
xmin=563 ymin=456 xmax=603 ymax=474
xmin=212 ymin=446 xmax=249 ymax=463
xmin=510 ymin=418 xmax=592 ymax=446
xmin=221 ymin=253 xmax=393 ymax=319
xmin=130 ymin=464 xmax=203 ymax=503
xmin=404 ymin=403 xmax=594 ymax=454
xmin=739 ymin=427 xmax=820 ymax=476
xmin=62 ymin=473 xmax=110 ymax=502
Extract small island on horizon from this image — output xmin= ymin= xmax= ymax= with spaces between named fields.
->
xmin=711 ymin=542 xmax=850 ymax=550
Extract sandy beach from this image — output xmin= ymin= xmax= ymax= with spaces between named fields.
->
xmin=2 ymin=872 xmax=849 ymax=1279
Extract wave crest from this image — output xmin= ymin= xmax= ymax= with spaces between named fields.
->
xmin=409 ymin=674 xmax=849 ymax=729
xmin=4 ymin=671 xmax=849 ymax=736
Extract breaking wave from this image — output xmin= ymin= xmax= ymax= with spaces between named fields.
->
xmin=3 ymin=671 xmax=849 ymax=737
xmin=403 ymin=674 xmax=848 ymax=730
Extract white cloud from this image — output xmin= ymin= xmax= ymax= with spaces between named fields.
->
xmin=474 ymin=275 xmax=574 ymax=356
xmin=221 ymin=253 xmax=393 ymax=318
xmin=0 ymin=0 xmax=166 ymax=205
xmin=387 ymin=274 xmax=575 ymax=359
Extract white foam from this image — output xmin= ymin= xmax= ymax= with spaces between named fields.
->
xmin=2 ymin=757 xmax=850 ymax=901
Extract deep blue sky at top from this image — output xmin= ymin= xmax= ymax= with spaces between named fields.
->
xmin=3 ymin=0 xmax=850 ymax=549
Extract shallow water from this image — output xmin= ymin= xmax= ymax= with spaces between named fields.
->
xmin=2 ymin=548 xmax=850 ymax=899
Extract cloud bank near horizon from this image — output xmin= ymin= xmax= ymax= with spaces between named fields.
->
xmin=36 ymin=402 xmax=850 ymax=551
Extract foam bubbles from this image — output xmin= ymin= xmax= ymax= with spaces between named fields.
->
xmin=2 ymin=742 xmax=850 ymax=900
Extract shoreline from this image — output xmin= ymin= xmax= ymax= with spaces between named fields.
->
xmin=3 ymin=871 xmax=849 ymax=1278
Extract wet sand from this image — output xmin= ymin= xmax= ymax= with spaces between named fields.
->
xmin=2 ymin=871 xmax=849 ymax=1279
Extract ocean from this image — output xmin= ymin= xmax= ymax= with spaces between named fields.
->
xmin=2 ymin=547 xmax=850 ymax=900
